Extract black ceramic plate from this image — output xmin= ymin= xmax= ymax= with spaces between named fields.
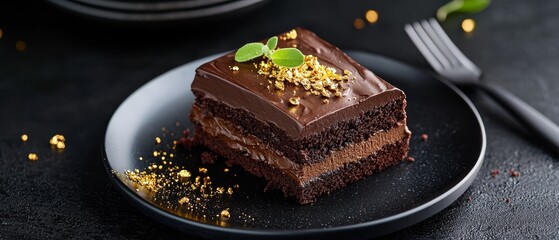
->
xmin=47 ymin=0 xmax=269 ymax=22
xmin=104 ymin=51 xmax=486 ymax=239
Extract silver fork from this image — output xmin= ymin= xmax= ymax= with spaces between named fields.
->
xmin=405 ymin=18 xmax=559 ymax=154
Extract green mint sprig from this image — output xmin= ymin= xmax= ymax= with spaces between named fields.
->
xmin=234 ymin=36 xmax=304 ymax=68
xmin=437 ymin=0 xmax=490 ymax=21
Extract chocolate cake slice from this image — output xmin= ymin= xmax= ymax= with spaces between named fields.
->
xmin=190 ymin=28 xmax=411 ymax=204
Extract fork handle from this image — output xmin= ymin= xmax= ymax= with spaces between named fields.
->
xmin=478 ymin=82 xmax=559 ymax=153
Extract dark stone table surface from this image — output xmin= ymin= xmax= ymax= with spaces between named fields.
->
xmin=1 ymin=0 xmax=558 ymax=239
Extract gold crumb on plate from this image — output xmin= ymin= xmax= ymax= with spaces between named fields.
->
xmin=155 ymin=137 xmax=161 ymax=144
xmin=21 ymin=134 xmax=28 ymax=142
xmin=220 ymin=209 xmax=231 ymax=219
xmin=178 ymin=169 xmax=191 ymax=178
xmin=178 ymin=197 xmax=190 ymax=204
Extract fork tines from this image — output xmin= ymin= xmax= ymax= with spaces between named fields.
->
xmin=404 ymin=18 xmax=479 ymax=75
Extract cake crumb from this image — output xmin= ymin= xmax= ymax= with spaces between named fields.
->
xmin=21 ymin=134 xmax=28 ymax=142
xmin=199 ymin=167 xmax=208 ymax=174
xmin=406 ymin=156 xmax=415 ymax=163
xmin=180 ymin=129 xmax=195 ymax=150
xmin=509 ymin=169 xmax=521 ymax=177
xmin=227 ymin=187 xmax=234 ymax=195
xmin=420 ymin=134 xmax=429 ymax=142
xmin=201 ymin=151 xmax=218 ymax=164
xmin=491 ymin=169 xmax=500 ymax=178
xmin=28 ymin=153 xmax=39 ymax=161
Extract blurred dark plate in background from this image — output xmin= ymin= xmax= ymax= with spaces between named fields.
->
xmin=46 ymin=0 xmax=270 ymax=23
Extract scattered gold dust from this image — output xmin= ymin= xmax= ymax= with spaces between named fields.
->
xmin=56 ymin=141 xmax=65 ymax=150
xmin=280 ymin=29 xmax=298 ymax=40
xmin=28 ymin=153 xmax=38 ymax=161
xmin=220 ymin=209 xmax=231 ymax=219
xmin=353 ymin=18 xmax=365 ymax=30
xmin=462 ymin=19 xmax=475 ymax=33
xmin=139 ymin=157 xmax=143 ymax=160
xmin=365 ymin=10 xmax=379 ymax=23
xmin=289 ymin=97 xmax=300 ymax=106
xmin=178 ymin=170 xmax=191 ymax=178
xmin=323 ymin=99 xmax=329 ymax=104
xmin=178 ymin=197 xmax=190 ymax=204
xmin=153 ymin=151 xmax=159 ymax=157
xmin=155 ymin=137 xmax=161 ymax=144
xmin=21 ymin=134 xmax=28 ymax=142
xmin=224 ymin=168 xmax=229 ymax=172
xmin=231 ymin=66 xmax=239 ymax=71
xmin=257 ymin=55 xmax=351 ymax=100
xmin=119 ymin=125 xmax=252 ymax=223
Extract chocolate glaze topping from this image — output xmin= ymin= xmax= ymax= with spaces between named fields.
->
xmin=192 ymin=28 xmax=405 ymax=139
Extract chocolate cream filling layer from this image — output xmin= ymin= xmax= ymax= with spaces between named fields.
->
xmin=192 ymin=105 xmax=410 ymax=185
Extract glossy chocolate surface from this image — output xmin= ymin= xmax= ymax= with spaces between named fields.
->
xmin=192 ymin=28 xmax=405 ymax=138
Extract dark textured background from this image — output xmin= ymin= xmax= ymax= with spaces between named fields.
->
xmin=1 ymin=0 xmax=559 ymax=239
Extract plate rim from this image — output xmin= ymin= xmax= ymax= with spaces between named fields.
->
xmin=103 ymin=50 xmax=486 ymax=239
xmin=47 ymin=0 xmax=269 ymax=22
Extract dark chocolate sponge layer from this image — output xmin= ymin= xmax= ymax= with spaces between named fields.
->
xmin=192 ymin=90 xmax=406 ymax=164
xmin=195 ymin=128 xmax=410 ymax=204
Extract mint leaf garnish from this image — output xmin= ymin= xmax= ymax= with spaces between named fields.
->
xmin=271 ymin=48 xmax=304 ymax=68
xmin=437 ymin=0 xmax=490 ymax=21
xmin=235 ymin=42 xmax=265 ymax=62
xmin=234 ymin=36 xmax=304 ymax=68
xmin=266 ymin=36 xmax=278 ymax=51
